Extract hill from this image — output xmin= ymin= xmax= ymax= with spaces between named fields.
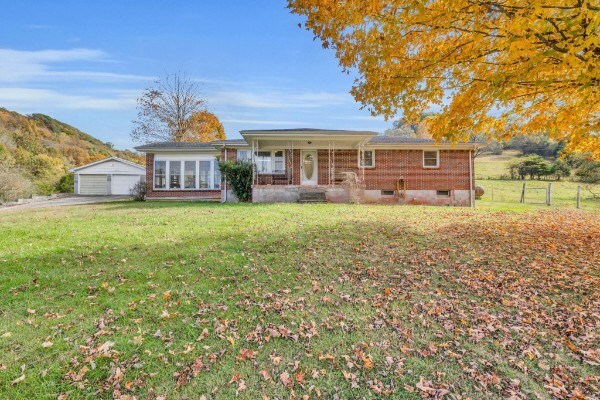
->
xmin=0 ymin=108 xmax=142 ymax=199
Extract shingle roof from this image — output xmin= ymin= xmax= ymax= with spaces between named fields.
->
xmin=368 ymin=136 xmax=436 ymax=144
xmin=134 ymin=141 xmax=217 ymax=151
xmin=368 ymin=136 xmax=478 ymax=145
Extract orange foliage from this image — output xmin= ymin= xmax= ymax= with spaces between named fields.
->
xmin=288 ymin=0 xmax=600 ymax=158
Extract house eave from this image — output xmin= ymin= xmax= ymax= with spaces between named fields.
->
xmin=70 ymin=156 xmax=146 ymax=173
xmin=366 ymin=143 xmax=480 ymax=150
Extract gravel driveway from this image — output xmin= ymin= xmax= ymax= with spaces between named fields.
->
xmin=0 ymin=196 xmax=130 ymax=212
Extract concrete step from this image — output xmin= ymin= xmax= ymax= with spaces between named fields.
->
xmin=298 ymin=190 xmax=326 ymax=203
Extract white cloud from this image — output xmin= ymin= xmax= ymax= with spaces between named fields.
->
xmin=209 ymin=90 xmax=350 ymax=109
xmin=0 ymin=48 xmax=153 ymax=83
xmin=0 ymin=88 xmax=137 ymax=110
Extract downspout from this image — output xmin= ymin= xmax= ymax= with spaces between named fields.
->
xmin=469 ymin=149 xmax=474 ymax=207
xmin=223 ymin=145 xmax=227 ymax=203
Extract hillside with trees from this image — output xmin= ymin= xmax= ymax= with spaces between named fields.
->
xmin=0 ymin=108 xmax=142 ymax=201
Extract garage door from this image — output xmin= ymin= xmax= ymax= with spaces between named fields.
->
xmin=112 ymin=175 xmax=142 ymax=195
xmin=80 ymin=175 xmax=108 ymax=195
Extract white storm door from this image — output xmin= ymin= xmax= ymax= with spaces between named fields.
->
xmin=300 ymin=150 xmax=318 ymax=186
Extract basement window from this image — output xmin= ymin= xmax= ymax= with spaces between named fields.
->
xmin=381 ymin=190 xmax=395 ymax=196
xmin=437 ymin=190 xmax=450 ymax=197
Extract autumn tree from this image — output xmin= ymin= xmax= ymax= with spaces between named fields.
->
xmin=183 ymin=110 xmax=225 ymax=142
xmin=288 ymin=0 xmax=600 ymax=158
xmin=132 ymin=73 xmax=223 ymax=143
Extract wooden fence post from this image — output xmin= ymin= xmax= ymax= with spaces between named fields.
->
xmin=577 ymin=186 xmax=581 ymax=209
xmin=520 ymin=182 xmax=526 ymax=203
xmin=547 ymin=183 xmax=552 ymax=206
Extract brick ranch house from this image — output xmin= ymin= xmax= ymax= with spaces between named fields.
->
xmin=135 ymin=128 xmax=478 ymax=206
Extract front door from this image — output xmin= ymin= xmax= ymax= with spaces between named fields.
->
xmin=301 ymin=150 xmax=318 ymax=186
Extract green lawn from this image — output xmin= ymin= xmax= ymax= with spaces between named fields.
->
xmin=0 ymin=202 xmax=598 ymax=399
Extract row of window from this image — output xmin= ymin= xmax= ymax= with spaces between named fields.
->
xmin=236 ymin=149 xmax=439 ymax=169
xmin=154 ymin=160 xmax=221 ymax=190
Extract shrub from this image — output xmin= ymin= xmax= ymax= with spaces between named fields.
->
xmin=550 ymin=159 xmax=571 ymax=181
xmin=575 ymin=160 xmax=600 ymax=183
xmin=130 ymin=180 xmax=147 ymax=201
xmin=55 ymin=173 xmax=74 ymax=193
xmin=0 ymin=164 xmax=33 ymax=202
xmin=512 ymin=154 xmax=552 ymax=180
xmin=218 ymin=161 xmax=252 ymax=202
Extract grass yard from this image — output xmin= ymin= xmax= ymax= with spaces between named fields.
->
xmin=0 ymin=202 xmax=598 ymax=399
xmin=475 ymin=150 xmax=523 ymax=180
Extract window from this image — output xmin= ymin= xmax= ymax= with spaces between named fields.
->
xmin=359 ymin=150 xmax=375 ymax=168
xmin=184 ymin=161 xmax=196 ymax=189
xmin=437 ymin=190 xmax=450 ymax=196
xmin=423 ymin=151 xmax=439 ymax=168
xmin=237 ymin=149 xmax=251 ymax=162
xmin=256 ymin=151 xmax=272 ymax=173
xmin=154 ymin=161 xmax=166 ymax=189
xmin=199 ymin=161 xmax=211 ymax=188
xmin=214 ymin=165 xmax=221 ymax=189
xmin=273 ymin=151 xmax=285 ymax=173
xmin=255 ymin=150 xmax=286 ymax=174
xmin=169 ymin=161 xmax=181 ymax=189
xmin=381 ymin=190 xmax=395 ymax=196
xmin=155 ymin=158 xmax=219 ymax=190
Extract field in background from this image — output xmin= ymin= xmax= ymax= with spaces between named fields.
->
xmin=475 ymin=151 xmax=600 ymax=211
xmin=0 ymin=202 xmax=598 ymax=399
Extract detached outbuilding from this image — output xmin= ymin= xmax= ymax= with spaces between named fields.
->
xmin=70 ymin=156 xmax=146 ymax=195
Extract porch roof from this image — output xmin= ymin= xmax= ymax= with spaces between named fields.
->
xmin=241 ymin=128 xmax=377 ymax=149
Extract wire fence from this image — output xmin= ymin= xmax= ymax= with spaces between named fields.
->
xmin=476 ymin=180 xmax=599 ymax=209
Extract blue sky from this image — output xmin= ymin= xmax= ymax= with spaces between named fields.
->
xmin=0 ymin=1 xmax=393 ymax=150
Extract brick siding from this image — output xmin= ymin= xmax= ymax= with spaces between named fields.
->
xmin=224 ymin=148 xmax=473 ymax=192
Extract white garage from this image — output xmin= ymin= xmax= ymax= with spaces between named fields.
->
xmin=71 ymin=157 xmax=146 ymax=195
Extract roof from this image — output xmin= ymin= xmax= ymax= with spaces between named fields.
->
xmin=134 ymin=141 xmax=217 ymax=151
xmin=368 ymin=136 xmax=480 ymax=146
xmin=211 ymin=139 xmax=249 ymax=146
xmin=70 ymin=156 xmax=145 ymax=172
xmin=368 ymin=136 xmax=436 ymax=144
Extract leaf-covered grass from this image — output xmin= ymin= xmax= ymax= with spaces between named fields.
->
xmin=0 ymin=202 xmax=598 ymax=399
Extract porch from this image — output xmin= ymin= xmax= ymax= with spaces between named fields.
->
xmin=242 ymin=129 xmax=378 ymax=189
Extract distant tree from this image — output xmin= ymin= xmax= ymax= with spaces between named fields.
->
xmin=551 ymin=159 xmax=571 ymax=181
xmin=384 ymin=113 xmax=433 ymax=139
xmin=105 ymin=142 xmax=114 ymax=150
xmin=384 ymin=119 xmax=418 ymax=138
xmin=513 ymin=154 xmax=553 ymax=180
xmin=132 ymin=73 xmax=216 ymax=143
xmin=575 ymin=159 xmax=600 ymax=183
xmin=509 ymin=135 xmax=557 ymax=157
xmin=0 ymin=163 xmax=33 ymax=202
